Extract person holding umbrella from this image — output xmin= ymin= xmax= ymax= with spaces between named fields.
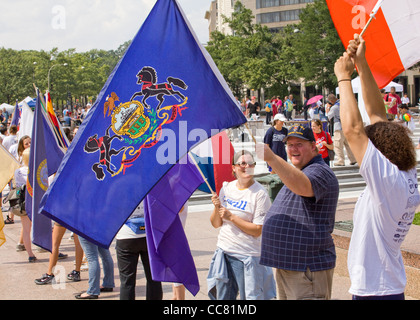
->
xmin=306 ymin=95 xmax=323 ymax=120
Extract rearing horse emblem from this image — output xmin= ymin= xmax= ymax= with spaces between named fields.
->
xmin=130 ymin=66 xmax=188 ymax=110
xmin=85 ymin=66 xmax=189 ymax=180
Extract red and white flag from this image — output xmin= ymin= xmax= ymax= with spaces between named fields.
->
xmin=327 ymin=0 xmax=420 ymax=89
xmin=190 ymin=130 xmax=235 ymax=195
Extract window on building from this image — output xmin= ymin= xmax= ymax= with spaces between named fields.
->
xmin=256 ymin=9 xmax=302 ymax=23
xmin=256 ymin=0 xmax=314 ymax=9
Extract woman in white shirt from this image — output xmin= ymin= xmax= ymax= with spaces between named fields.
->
xmin=115 ymin=202 xmax=162 ymax=300
xmin=13 ymin=148 xmax=37 ymax=262
xmin=207 ymin=150 xmax=275 ymax=300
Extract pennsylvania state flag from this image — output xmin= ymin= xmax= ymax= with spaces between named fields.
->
xmin=40 ymin=0 xmax=246 ymax=249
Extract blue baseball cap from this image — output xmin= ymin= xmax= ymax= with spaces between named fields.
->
xmin=285 ymin=125 xmax=315 ymax=142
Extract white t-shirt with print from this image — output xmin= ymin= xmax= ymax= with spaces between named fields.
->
xmin=216 ymin=180 xmax=271 ymax=257
xmin=348 ymin=140 xmax=420 ymax=296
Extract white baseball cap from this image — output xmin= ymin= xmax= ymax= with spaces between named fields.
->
xmin=273 ymin=114 xmax=287 ymax=122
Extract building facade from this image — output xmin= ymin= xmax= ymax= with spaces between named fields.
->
xmin=205 ymin=0 xmax=314 ymax=36
xmin=205 ymin=0 xmax=419 ymax=107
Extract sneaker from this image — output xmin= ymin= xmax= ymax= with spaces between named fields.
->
xmin=16 ymin=244 xmax=26 ymax=252
xmin=35 ymin=273 xmax=54 ymax=285
xmin=58 ymin=252 xmax=68 ymax=260
xmin=67 ymin=270 xmax=81 ymax=282
xmin=28 ymin=256 xmax=37 ymax=263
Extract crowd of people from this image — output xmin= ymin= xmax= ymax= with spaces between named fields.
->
xmin=225 ymin=33 xmax=419 ymax=300
xmin=1 ymin=33 xmax=419 ymax=301
xmin=0 ymin=104 xmax=183 ymax=300
xmin=244 ymin=80 xmax=416 ymax=169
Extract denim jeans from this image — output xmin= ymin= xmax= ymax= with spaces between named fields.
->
xmin=78 ymin=236 xmax=115 ymax=296
xmin=216 ymin=253 xmax=246 ymax=300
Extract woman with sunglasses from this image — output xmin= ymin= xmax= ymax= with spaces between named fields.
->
xmin=207 ymin=150 xmax=275 ymax=300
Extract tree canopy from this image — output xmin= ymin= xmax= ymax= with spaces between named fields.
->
xmin=205 ymin=0 xmax=345 ymax=101
xmin=0 ymin=0 xmax=345 ymax=107
xmin=0 ymin=41 xmax=131 ymax=107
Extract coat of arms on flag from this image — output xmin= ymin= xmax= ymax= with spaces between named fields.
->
xmin=84 ymin=66 xmax=189 ymax=181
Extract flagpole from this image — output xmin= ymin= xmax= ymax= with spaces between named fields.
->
xmin=244 ymin=122 xmax=257 ymax=145
xmin=33 ymin=83 xmax=68 ymax=150
xmin=360 ymin=0 xmax=384 ymax=37
xmin=188 ymin=151 xmax=215 ymax=194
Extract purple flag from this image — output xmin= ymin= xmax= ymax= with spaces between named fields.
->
xmin=11 ymin=100 xmax=20 ymax=127
xmin=144 ymin=154 xmax=204 ymax=296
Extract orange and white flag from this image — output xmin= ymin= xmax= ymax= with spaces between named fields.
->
xmin=327 ymin=0 xmax=420 ymax=89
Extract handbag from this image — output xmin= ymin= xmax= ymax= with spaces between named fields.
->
xmin=4 ymin=186 xmax=26 ymax=217
xmin=3 ymin=188 xmax=20 ymax=208
xmin=328 ymin=149 xmax=335 ymax=161
xmin=324 ymin=131 xmax=335 ymax=161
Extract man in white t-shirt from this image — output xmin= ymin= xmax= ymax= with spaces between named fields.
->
xmin=335 ymin=34 xmax=420 ymax=300
xmin=2 ymin=125 xmax=18 ymax=151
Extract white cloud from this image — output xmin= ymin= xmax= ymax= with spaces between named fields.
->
xmin=0 ymin=0 xmax=210 ymax=52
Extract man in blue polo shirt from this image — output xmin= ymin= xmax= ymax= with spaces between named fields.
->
xmin=256 ymin=125 xmax=339 ymax=300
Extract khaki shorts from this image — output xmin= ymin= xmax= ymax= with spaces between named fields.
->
xmin=274 ymin=267 xmax=334 ymax=300
xmin=11 ymin=207 xmax=27 ymax=217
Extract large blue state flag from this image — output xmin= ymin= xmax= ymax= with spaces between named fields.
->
xmin=25 ymin=92 xmax=66 ymax=252
xmin=40 ymin=0 xmax=246 ymax=248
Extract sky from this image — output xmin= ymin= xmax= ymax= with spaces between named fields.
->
xmin=0 ymin=0 xmax=211 ymax=52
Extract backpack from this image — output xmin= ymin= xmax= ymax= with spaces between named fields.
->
xmin=3 ymin=185 xmax=26 ymax=216
xmin=285 ymin=100 xmax=293 ymax=112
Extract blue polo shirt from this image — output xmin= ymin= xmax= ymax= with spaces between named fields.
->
xmin=260 ymin=154 xmax=339 ymax=272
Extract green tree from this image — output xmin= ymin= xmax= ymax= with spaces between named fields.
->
xmin=292 ymin=0 xmax=345 ymax=93
xmin=0 ymin=48 xmax=39 ymax=103
xmin=207 ymin=1 xmax=288 ymax=100
xmin=0 ymin=44 xmax=123 ymax=107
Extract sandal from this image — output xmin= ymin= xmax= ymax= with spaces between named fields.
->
xmin=4 ymin=216 xmax=14 ymax=224
xmin=75 ymin=292 xmax=98 ymax=299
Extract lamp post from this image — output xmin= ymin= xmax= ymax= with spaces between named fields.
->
xmin=33 ymin=62 xmax=37 ymax=82
xmin=48 ymin=63 xmax=68 ymax=91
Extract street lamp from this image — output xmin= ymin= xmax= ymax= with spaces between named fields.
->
xmin=48 ymin=63 xmax=68 ymax=91
xmin=33 ymin=62 xmax=37 ymax=82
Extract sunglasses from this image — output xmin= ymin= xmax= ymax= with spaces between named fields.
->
xmin=234 ymin=161 xmax=256 ymax=168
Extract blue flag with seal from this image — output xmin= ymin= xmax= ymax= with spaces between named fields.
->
xmin=25 ymin=91 xmax=66 ymax=252
xmin=26 ymin=90 xmax=53 ymax=251
xmin=39 ymin=0 xmax=246 ymax=249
